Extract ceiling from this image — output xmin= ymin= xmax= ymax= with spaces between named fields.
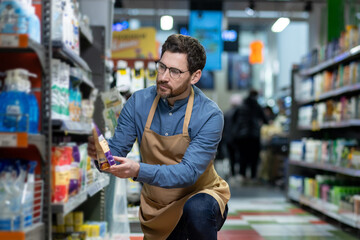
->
xmin=113 ymin=0 xmax=327 ymax=30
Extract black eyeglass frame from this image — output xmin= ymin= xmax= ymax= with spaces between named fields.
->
xmin=155 ymin=61 xmax=190 ymax=79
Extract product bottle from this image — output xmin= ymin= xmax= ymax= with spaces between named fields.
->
xmin=0 ymin=70 xmax=29 ymax=132
xmin=0 ymin=69 xmax=38 ymax=133
xmin=0 ymin=0 xmax=41 ymax=43
xmin=131 ymin=61 xmax=145 ymax=93
xmin=21 ymin=161 xmax=37 ymax=227
xmin=116 ymin=60 xmax=131 ymax=92
xmin=146 ymin=61 xmax=157 ymax=88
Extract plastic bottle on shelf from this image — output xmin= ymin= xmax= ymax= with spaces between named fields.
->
xmin=131 ymin=61 xmax=145 ymax=92
xmin=116 ymin=60 xmax=131 ymax=92
xmin=0 ymin=70 xmax=30 ymax=132
xmin=0 ymin=0 xmax=41 ymax=43
xmin=21 ymin=161 xmax=37 ymax=227
xmin=0 ymin=69 xmax=39 ymax=133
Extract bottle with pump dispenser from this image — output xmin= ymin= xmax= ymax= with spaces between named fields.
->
xmin=0 ymin=69 xmax=39 ymax=133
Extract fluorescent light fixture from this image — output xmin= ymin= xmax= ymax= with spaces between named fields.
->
xmin=160 ymin=15 xmax=173 ymax=31
xmin=271 ymin=17 xmax=290 ymax=32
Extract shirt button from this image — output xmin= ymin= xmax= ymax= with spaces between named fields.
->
xmin=169 ymin=112 xmax=172 ymax=116
xmin=165 ymin=133 xmax=168 ymax=136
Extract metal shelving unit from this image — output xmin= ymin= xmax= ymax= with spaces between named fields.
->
xmin=289 ymin=160 xmax=360 ymax=177
xmin=52 ymin=119 xmax=92 ymax=135
xmin=299 ymin=45 xmax=360 ymax=77
xmin=288 ymin=44 xmax=360 ymax=232
xmin=52 ymin=40 xmax=91 ymax=72
xmin=51 ymin=176 xmax=110 ymax=216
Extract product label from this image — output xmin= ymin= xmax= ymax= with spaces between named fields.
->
xmin=0 ymin=133 xmax=17 ymax=147
xmin=0 ymin=34 xmax=19 ymax=47
xmin=6 ymin=105 xmax=20 ymax=115
xmin=55 ymin=168 xmax=70 ymax=185
xmin=98 ymin=135 xmax=110 ymax=152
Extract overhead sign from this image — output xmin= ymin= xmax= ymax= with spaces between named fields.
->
xmin=111 ymin=27 xmax=157 ymax=59
xmin=189 ymin=10 xmax=223 ymax=70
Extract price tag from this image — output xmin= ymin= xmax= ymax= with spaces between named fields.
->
xmin=0 ymin=133 xmax=28 ymax=147
xmin=0 ymin=34 xmax=28 ymax=48
xmin=87 ymin=182 xmax=102 ymax=197
xmin=0 ymin=34 xmax=19 ymax=47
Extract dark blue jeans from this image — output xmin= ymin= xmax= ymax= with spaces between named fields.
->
xmin=167 ymin=193 xmax=228 ymax=240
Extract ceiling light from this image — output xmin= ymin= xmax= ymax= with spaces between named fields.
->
xmin=160 ymin=15 xmax=173 ymax=31
xmin=271 ymin=17 xmax=290 ymax=32
xmin=245 ymin=1 xmax=255 ymax=16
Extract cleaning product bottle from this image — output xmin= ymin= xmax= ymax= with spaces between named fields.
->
xmin=0 ymin=69 xmax=30 ymax=132
xmin=0 ymin=69 xmax=38 ymax=133
xmin=19 ymin=70 xmax=39 ymax=134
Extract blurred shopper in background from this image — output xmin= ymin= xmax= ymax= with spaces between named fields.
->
xmin=232 ymin=89 xmax=268 ymax=183
xmin=221 ymin=94 xmax=242 ymax=181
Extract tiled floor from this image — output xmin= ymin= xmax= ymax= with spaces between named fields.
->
xmin=128 ymin=182 xmax=359 ymax=240
xmin=219 ymin=195 xmax=358 ymax=240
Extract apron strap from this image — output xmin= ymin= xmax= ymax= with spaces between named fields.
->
xmin=145 ymin=87 xmax=195 ymax=135
xmin=145 ymin=94 xmax=161 ymax=130
xmin=182 ymin=87 xmax=194 ymax=136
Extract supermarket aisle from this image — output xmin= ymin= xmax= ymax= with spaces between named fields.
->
xmin=219 ymin=182 xmax=358 ymax=240
xmin=129 ymin=182 xmax=358 ymax=240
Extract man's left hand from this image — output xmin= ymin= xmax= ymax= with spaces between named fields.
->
xmin=103 ymin=156 xmax=140 ymax=179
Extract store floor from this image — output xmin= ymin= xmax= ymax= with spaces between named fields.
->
xmin=128 ymin=181 xmax=359 ymax=240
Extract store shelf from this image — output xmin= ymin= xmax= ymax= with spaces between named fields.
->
xmin=288 ymin=192 xmax=360 ymax=229
xmin=79 ymin=21 xmax=94 ymax=45
xmin=51 ymin=175 xmax=110 ymax=215
xmin=0 ymin=133 xmax=47 ymax=160
xmin=297 ymin=83 xmax=360 ymax=105
xmin=300 ymin=45 xmax=360 ymax=76
xmin=52 ymin=40 xmax=91 ymax=72
xmin=87 ymin=175 xmax=110 ymax=197
xmin=52 ymin=120 xmax=92 ymax=135
xmin=52 ymin=190 xmax=87 ymax=216
xmin=289 ymin=160 xmax=360 ymax=177
xmin=70 ymin=68 xmax=95 ymax=89
xmin=0 ymin=34 xmax=46 ymax=71
xmin=0 ymin=222 xmax=44 ymax=240
xmin=298 ymin=119 xmax=360 ymax=130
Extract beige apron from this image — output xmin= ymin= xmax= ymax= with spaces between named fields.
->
xmin=139 ymin=88 xmax=231 ymax=240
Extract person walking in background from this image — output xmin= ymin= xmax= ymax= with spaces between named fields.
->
xmin=88 ymin=34 xmax=230 ymax=240
xmin=232 ymin=89 xmax=268 ymax=183
xmin=222 ymin=94 xmax=242 ymax=181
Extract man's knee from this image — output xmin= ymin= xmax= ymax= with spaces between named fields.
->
xmin=183 ymin=193 xmax=218 ymax=220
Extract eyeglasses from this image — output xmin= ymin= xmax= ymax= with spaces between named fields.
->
xmin=156 ymin=61 xmax=189 ymax=79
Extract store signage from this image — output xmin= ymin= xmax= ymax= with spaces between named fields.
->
xmin=189 ymin=10 xmax=223 ymax=70
xmin=112 ymin=21 xmax=129 ymax=32
xmin=223 ymin=25 xmax=239 ymax=52
xmin=249 ymin=40 xmax=264 ymax=64
xmin=112 ymin=27 xmax=157 ymax=59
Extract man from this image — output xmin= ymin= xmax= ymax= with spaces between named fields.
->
xmin=88 ymin=34 xmax=230 ymax=240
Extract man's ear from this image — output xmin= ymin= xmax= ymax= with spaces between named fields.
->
xmin=190 ymin=70 xmax=202 ymax=85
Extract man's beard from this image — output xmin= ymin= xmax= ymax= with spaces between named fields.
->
xmin=156 ymin=78 xmax=190 ymax=99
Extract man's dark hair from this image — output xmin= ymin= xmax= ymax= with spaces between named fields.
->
xmin=161 ymin=34 xmax=206 ymax=74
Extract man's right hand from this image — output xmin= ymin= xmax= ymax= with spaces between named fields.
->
xmin=87 ymin=136 xmax=97 ymax=159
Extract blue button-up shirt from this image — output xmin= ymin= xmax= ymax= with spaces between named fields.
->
xmin=108 ymin=85 xmax=224 ymax=188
